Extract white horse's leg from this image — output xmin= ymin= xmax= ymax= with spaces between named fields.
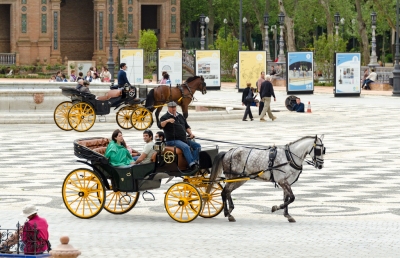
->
xmin=271 ymin=181 xmax=296 ymax=222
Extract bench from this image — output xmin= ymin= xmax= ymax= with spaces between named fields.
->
xmin=271 ymin=78 xmax=286 ymax=87
xmin=369 ymin=82 xmax=393 ymax=91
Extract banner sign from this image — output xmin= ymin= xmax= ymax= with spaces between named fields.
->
xmin=287 ymin=52 xmax=314 ymax=93
xmin=334 ymin=53 xmax=361 ymax=96
xmin=158 ymin=49 xmax=183 ymax=85
xmin=194 ymin=50 xmax=221 ymax=89
xmin=238 ymin=51 xmax=267 ymax=90
xmin=119 ymin=49 xmax=144 ymax=84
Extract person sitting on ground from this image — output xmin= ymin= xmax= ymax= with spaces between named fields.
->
xmin=105 ymin=129 xmax=137 ymax=166
xmin=49 ymin=75 xmax=56 ymax=82
xmin=92 ymin=72 xmax=101 ymax=83
xmin=362 ymin=68 xmax=377 ymax=90
xmin=155 ymin=131 xmax=165 ymax=142
xmin=69 ymin=69 xmax=77 ymax=82
xmin=55 ymin=71 xmax=62 ymax=82
xmin=76 ymin=80 xmax=91 ymax=94
xmin=61 ymin=74 xmax=68 ymax=82
xmin=76 ymin=72 xmax=84 ymax=82
xmin=270 ymin=66 xmax=276 ymax=76
xmin=134 ymin=130 xmax=156 ymax=165
xmin=160 ymin=101 xmax=201 ymax=171
xmin=158 ymin=71 xmax=167 ymax=84
xmin=274 ymin=65 xmax=283 ymax=78
xmin=160 ymin=73 xmax=171 ymax=85
xmin=0 ymin=204 xmax=49 ymax=255
xmin=292 ymin=97 xmax=305 ymax=113
xmin=84 ymin=70 xmax=93 ymax=82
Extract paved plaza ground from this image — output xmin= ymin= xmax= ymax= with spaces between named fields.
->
xmin=0 ymin=83 xmax=399 ymax=257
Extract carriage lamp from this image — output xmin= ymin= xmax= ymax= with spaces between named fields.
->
xmin=153 ymin=139 xmax=165 ymax=152
xmin=124 ymin=83 xmax=130 ymax=92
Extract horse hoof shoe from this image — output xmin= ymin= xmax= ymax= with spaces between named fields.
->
xmin=271 ymin=205 xmax=278 ymax=212
xmin=288 ymin=218 xmax=296 ymax=223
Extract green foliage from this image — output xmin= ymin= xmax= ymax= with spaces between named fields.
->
xmin=314 ymin=34 xmax=347 ymax=82
xmin=385 ymin=53 xmax=393 ymax=63
xmin=139 ymin=30 xmax=158 ymax=54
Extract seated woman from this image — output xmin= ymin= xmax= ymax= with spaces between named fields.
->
xmin=105 ymin=129 xmax=138 ymax=166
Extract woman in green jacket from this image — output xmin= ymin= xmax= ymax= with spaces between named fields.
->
xmin=105 ymin=129 xmax=135 ymax=166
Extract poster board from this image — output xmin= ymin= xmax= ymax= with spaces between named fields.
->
xmin=194 ymin=50 xmax=221 ymax=90
xmin=334 ymin=53 xmax=361 ymax=97
xmin=287 ymin=52 xmax=314 ymax=94
xmin=119 ymin=49 xmax=144 ymax=84
xmin=158 ymin=49 xmax=183 ymax=85
xmin=238 ymin=51 xmax=267 ymax=91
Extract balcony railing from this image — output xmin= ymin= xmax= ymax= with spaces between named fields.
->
xmin=0 ymin=53 xmax=16 ymax=65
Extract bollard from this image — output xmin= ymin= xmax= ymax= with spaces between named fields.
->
xmin=49 ymin=236 xmax=81 ymax=258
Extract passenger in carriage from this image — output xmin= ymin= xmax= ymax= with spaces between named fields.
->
xmin=134 ymin=130 xmax=156 ymax=165
xmin=105 ymin=129 xmax=138 ymax=166
xmin=75 ymin=79 xmax=91 ymax=94
xmin=159 ymin=101 xmax=201 ymax=171
xmin=155 ymin=131 xmax=165 ymax=142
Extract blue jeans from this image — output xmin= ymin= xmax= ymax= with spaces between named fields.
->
xmin=165 ymin=140 xmax=201 ymax=166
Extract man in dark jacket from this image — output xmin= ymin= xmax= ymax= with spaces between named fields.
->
xmin=259 ymin=75 xmax=277 ymax=122
xmin=117 ymin=63 xmax=131 ymax=88
xmin=292 ymin=97 xmax=305 ymax=112
xmin=160 ymin=101 xmax=201 ymax=172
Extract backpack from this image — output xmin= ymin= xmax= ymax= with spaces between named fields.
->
xmin=245 ymin=88 xmax=253 ymax=101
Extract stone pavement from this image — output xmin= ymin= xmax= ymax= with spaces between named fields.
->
xmin=1 ymin=84 xmax=400 ymax=257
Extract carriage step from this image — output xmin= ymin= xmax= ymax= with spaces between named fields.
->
xmin=142 ymin=191 xmax=155 ymax=201
xmin=98 ymin=116 xmax=106 ymax=122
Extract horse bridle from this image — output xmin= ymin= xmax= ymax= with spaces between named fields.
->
xmin=307 ymin=138 xmax=326 ymax=168
xmin=182 ymin=78 xmax=207 ymax=101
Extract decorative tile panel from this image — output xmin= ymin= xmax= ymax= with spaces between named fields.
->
xmin=99 ymin=12 xmax=103 ymax=50
xmin=171 ymin=0 xmax=176 ymax=5
xmin=42 ymin=0 xmax=47 ymax=4
xmin=128 ymin=0 xmax=133 ymax=4
xmin=22 ymin=0 xmax=27 ymax=4
xmin=21 ymin=14 xmax=27 ymax=33
xmin=54 ymin=12 xmax=58 ymax=50
xmin=128 ymin=14 xmax=133 ymax=34
xmin=41 ymin=14 xmax=47 ymax=33
xmin=171 ymin=14 xmax=176 ymax=33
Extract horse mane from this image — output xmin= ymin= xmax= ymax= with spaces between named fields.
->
xmin=185 ymin=76 xmax=201 ymax=83
xmin=288 ymin=136 xmax=315 ymax=145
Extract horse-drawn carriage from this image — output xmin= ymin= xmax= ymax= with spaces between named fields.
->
xmin=54 ymin=85 xmax=153 ymax=132
xmin=62 ymin=137 xmax=224 ymax=223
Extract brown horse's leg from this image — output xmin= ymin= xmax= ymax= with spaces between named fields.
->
xmin=181 ymin=99 xmax=189 ymax=119
xmin=155 ymin=106 xmax=163 ymax=129
xmin=271 ymin=180 xmax=296 ymax=222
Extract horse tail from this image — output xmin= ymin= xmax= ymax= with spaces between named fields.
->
xmin=206 ymin=151 xmax=226 ymax=194
xmin=145 ymin=89 xmax=155 ymax=112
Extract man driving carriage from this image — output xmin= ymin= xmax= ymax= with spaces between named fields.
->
xmin=160 ymin=101 xmax=201 ymax=171
xmin=117 ymin=63 xmax=131 ymax=89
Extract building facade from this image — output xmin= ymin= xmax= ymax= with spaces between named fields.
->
xmin=0 ymin=0 xmax=181 ymax=65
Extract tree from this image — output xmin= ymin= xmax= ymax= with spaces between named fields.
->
xmin=209 ymin=34 xmax=244 ymax=75
xmin=314 ymin=34 xmax=347 ymax=82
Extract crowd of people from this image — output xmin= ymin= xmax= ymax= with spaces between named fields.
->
xmin=49 ymin=66 xmax=111 ymax=83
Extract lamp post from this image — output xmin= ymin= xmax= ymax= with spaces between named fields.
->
xmin=205 ymin=16 xmax=210 ymax=50
xmin=334 ymin=12 xmax=340 ymax=36
xmin=239 ymin=0 xmax=243 ymax=50
xmin=369 ymin=11 xmax=379 ymax=68
xmin=264 ymin=13 xmax=271 ymax=62
xmin=340 ymin=18 xmax=345 ymax=37
xmin=107 ymin=0 xmax=115 ymax=83
xmin=271 ymin=25 xmax=277 ymax=61
xmin=393 ymin=0 xmax=400 ymax=95
xmin=243 ymin=17 xmax=247 ymax=49
xmin=200 ymin=14 xmax=205 ymax=50
xmin=277 ymin=12 xmax=286 ymax=64
xmin=223 ymin=18 xmax=228 ymax=40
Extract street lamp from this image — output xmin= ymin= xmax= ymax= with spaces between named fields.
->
xmin=369 ymin=11 xmax=379 ymax=67
xmin=205 ymin=16 xmax=210 ymax=50
xmin=264 ymin=13 xmax=271 ymax=62
xmin=239 ymin=0 xmax=243 ymax=50
xmin=334 ymin=12 xmax=340 ymax=36
xmin=223 ymin=18 xmax=228 ymax=40
xmin=107 ymin=0 xmax=115 ymax=84
xmin=340 ymin=17 xmax=345 ymax=37
xmin=277 ymin=12 xmax=286 ymax=64
xmin=271 ymin=25 xmax=277 ymax=61
xmin=393 ymin=0 xmax=400 ymax=95
xmin=243 ymin=17 xmax=247 ymax=49
xmin=200 ymin=14 xmax=205 ymax=50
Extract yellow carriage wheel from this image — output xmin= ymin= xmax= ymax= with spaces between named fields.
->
xmin=62 ymin=168 xmax=105 ymax=219
xmin=103 ymin=191 xmax=139 ymax=214
xmin=54 ymin=101 xmax=73 ymax=131
xmin=164 ymin=182 xmax=202 ymax=223
xmin=197 ymin=183 xmax=224 ymax=218
xmin=131 ymin=107 xmax=153 ymax=131
xmin=68 ymin=102 xmax=96 ymax=132
xmin=116 ymin=106 xmax=136 ymax=130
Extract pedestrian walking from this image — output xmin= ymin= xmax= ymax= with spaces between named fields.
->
xmin=259 ymin=75 xmax=277 ymax=122
xmin=242 ymin=83 xmax=254 ymax=121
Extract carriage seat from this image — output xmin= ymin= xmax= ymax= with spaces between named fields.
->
xmin=163 ymin=146 xmax=188 ymax=170
xmin=96 ymin=89 xmax=122 ymax=101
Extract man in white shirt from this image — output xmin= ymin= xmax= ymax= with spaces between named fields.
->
xmin=134 ymin=130 xmax=155 ymax=164
xmin=233 ymin=61 xmax=238 ymax=89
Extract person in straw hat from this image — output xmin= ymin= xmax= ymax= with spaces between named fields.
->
xmin=0 ymin=204 xmax=49 ymax=254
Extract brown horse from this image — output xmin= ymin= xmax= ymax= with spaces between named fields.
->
xmin=145 ymin=76 xmax=206 ymax=128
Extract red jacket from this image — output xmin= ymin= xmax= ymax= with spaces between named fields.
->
xmin=22 ymin=215 xmax=49 ymax=254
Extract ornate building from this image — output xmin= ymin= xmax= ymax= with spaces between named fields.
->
xmin=0 ymin=0 xmax=181 ymax=65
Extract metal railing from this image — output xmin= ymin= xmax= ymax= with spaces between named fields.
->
xmin=0 ymin=53 xmax=16 ymax=65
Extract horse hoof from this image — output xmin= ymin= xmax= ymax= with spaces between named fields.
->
xmin=271 ymin=205 xmax=278 ymax=213
xmin=286 ymin=216 xmax=296 ymax=223
xmin=228 ymin=215 xmax=236 ymax=222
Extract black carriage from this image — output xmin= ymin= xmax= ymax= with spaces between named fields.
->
xmin=54 ymin=85 xmax=152 ymax=132
xmin=61 ymin=137 xmax=223 ymax=223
